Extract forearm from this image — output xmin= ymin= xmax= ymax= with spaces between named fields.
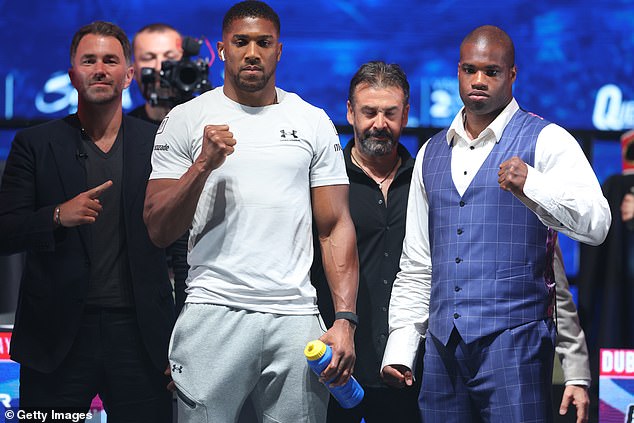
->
xmin=312 ymin=185 xmax=359 ymax=384
xmin=388 ymin=152 xmax=431 ymax=344
xmin=527 ymin=125 xmax=611 ymax=245
xmin=523 ymin=168 xmax=610 ymax=245
xmin=383 ymin=269 xmax=428 ymax=372
xmin=556 ymin=324 xmax=592 ymax=384
xmin=0 ymin=136 xmax=58 ymax=254
xmin=382 ymin=259 xmax=430 ymax=370
xmin=383 ymin=155 xmax=431 ymax=370
xmin=319 ymin=218 xmax=359 ymax=314
xmin=144 ymin=162 xmax=211 ymax=248
xmin=555 ymin=298 xmax=592 ymax=383
xmin=553 ymin=238 xmax=591 ymax=384
xmin=0 ymin=205 xmax=58 ymax=254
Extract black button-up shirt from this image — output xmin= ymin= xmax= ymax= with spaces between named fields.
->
xmin=312 ymin=139 xmax=415 ymax=388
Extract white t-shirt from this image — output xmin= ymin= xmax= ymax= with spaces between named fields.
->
xmin=150 ymin=87 xmax=348 ymax=314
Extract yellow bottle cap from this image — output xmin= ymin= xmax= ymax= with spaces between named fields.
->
xmin=304 ymin=340 xmax=327 ymax=361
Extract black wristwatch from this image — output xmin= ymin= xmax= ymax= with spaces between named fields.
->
xmin=334 ymin=311 xmax=358 ymax=326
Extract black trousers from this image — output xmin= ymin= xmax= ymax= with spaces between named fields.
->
xmin=20 ymin=308 xmax=172 ymax=423
xmin=326 ymin=384 xmax=422 ymax=423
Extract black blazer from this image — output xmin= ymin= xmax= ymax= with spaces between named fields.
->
xmin=0 ymin=114 xmax=175 ymax=373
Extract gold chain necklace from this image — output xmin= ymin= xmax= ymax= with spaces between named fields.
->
xmin=351 ymin=150 xmax=400 ymax=190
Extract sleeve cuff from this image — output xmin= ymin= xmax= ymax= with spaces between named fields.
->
xmin=565 ymin=379 xmax=590 ymax=387
xmin=381 ymin=327 xmax=423 ymax=374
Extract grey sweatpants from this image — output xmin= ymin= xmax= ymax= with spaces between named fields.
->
xmin=169 ymin=303 xmax=329 ymax=423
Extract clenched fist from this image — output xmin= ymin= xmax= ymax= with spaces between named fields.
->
xmin=498 ymin=156 xmax=528 ymax=196
xmin=195 ymin=124 xmax=237 ymax=172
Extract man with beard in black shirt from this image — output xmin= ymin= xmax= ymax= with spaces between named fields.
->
xmin=312 ymin=61 xmax=421 ymax=422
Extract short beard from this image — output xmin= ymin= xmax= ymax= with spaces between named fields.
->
xmin=357 ymin=129 xmax=396 ymax=157
xmin=234 ymin=72 xmax=272 ymax=93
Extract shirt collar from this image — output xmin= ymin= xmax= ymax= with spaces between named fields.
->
xmin=445 ymin=98 xmax=520 ymax=146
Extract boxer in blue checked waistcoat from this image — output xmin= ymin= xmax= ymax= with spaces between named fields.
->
xmin=420 ymin=109 xmax=558 ymax=422
xmin=423 ymin=109 xmax=553 ymax=346
xmin=380 ymin=25 xmax=610 ymax=423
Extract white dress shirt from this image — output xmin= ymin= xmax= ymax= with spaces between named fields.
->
xmin=381 ymin=98 xmax=611 ymax=373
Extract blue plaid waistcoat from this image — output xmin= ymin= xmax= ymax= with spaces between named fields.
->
xmin=422 ymin=109 xmax=553 ymax=345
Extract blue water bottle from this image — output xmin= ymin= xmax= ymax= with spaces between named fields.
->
xmin=304 ymin=339 xmax=364 ymax=409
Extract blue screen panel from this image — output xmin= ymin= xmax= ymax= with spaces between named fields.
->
xmin=0 ymin=0 xmax=629 ymax=279
xmin=0 ymin=130 xmax=17 ymax=162
xmin=593 ymin=139 xmax=623 ymax=186
xmin=0 ymin=0 xmax=632 ymax=132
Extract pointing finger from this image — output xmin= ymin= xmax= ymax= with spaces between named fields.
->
xmin=87 ymin=180 xmax=113 ymax=199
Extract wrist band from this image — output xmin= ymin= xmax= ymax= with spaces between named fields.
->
xmin=334 ymin=311 xmax=358 ymax=326
xmin=54 ymin=206 xmax=61 ymax=226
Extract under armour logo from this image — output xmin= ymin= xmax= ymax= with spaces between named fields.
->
xmin=172 ymin=364 xmax=183 ymax=373
xmin=280 ymin=129 xmax=298 ymax=139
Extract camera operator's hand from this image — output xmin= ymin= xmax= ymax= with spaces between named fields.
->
xmin=195 ymin=124 xmax=236 ymax=172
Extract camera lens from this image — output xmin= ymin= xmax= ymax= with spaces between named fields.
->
xmin=177 ymin=63 xmax=199 ymax=92
xmin=140 ymin=67 xmax=157 ymax=84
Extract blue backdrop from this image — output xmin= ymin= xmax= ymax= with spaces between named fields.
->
xmin=0 ymin=0 xmax=632 ymax=277
xmin=1 ymin=0 xmax=632 ymax=129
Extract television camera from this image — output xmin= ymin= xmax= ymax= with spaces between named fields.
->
xmin=140 ymin=36 xmax=212 ymax=106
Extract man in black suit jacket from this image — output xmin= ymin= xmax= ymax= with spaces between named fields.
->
xmin=0 ymin=21 xmax=174 ymax=422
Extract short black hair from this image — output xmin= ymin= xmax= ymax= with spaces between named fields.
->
xmin=348 ymin=61 xmax=410 ymax=106
xmin=222 ymin=1 xmax=280 ymax=35
xmin=70 ymin=21 xmax=131 ymax=66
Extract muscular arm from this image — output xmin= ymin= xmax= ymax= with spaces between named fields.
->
xmin=144 ymin=124 xmax=235 ymax=247
xmin=312 ymin=184 xmax=359 ymax=385
xmin=144 ymin=170 xmax=209 ymax=248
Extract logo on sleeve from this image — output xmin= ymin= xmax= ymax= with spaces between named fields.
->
xmin=157 ymin=116 xmax=169 ymax=134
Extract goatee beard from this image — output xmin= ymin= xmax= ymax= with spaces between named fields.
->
xmin=357 ymin=131 xmax=395 ymax=157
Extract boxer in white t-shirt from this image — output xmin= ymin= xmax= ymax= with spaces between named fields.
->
xmin=143 ymin=2 xmax=359 ymax=422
